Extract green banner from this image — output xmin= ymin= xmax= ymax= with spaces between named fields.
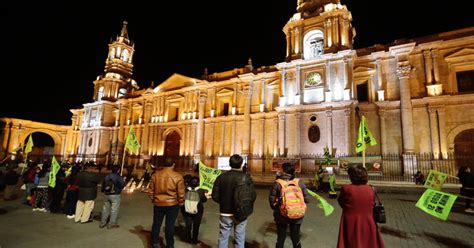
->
xmin=415 ymin=188 xmax=457 ymax=221
xmin=125 ymin=126 xmax=141 ymax=154
xmin=307 ymin=189 xmax=334 ymax=216
xmin=356 ymin=116 xmax=377 ymax=153
xmin=25 ymin=135 xmax=34 ymax=154
xmin=329 ymin=174 xmax=336 ymax=192
xmin=48 ymin=156 xmax=61 ymax=188
xmin=424 ymin=170 xmax=448 ymax=190
xmin=199 ymin=161 xmax=221 ymax=192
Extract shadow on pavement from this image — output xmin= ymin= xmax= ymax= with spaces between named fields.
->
xmin=129 ymin=225 xmax=151 ymax=248
xmin=380 ymin=226 xmax=410 ymax=239
xmin=422 ymin=232 xmax=472 ymax=248
xmin=0 ymin=208 xmax=7 ymax=215
xmin=447 ymin=219 xmax=474 ymax=229
xmin=245 ymin=240 xmax=270 ymax=248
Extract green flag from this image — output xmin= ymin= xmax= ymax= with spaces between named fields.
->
xmin=48 ymin=156 xmax=61 ymax=188
xmin=198 ymin=161 xmax=221 ymax=192
xmin=307 ymin=189 xmax=334 ymax=216
xmin=424 ymin=170 xmax=448 ymax=190
xmin=25 ymin=135 xmax=34 ymax=154
xmin=356 ymin=116 xmax=377 ymax=153
xmin=125 ymin=126 xmax=141 ymax=154
xmin=415 ymin=188 xmax=457 ymax=221
xmin=329 ymin=174 xmax=336 ymax=192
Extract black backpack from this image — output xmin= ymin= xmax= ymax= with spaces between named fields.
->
xmin=233 ymin=174 xmax=257 ymax=222
xmin=102 ymin=177 xmax=116 ymax=194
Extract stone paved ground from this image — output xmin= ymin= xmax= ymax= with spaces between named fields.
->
xmin=0 ymin=186 xmax=473 ymax=248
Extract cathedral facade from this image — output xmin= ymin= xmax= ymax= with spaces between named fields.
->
xmin=2 ymin=1 xmax=474 ymax=175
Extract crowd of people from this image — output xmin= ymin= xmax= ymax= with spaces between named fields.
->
xmin=2 ymin=154 xmax=473 ymax=248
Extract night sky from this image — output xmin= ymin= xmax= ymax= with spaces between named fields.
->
xmin=1 ymin=0 xmax=473 ymax=125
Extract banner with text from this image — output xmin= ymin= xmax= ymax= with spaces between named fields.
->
xmin=415 ymin=188 xmax=457 ymax=221
xmin=199 ymin=161 xmax=221 ymax=192
xmin=424 ymin=170 xmax=448 ymax=190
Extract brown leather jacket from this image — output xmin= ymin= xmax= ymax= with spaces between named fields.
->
xmin=148 ymin=167 xmax=185 ymax=207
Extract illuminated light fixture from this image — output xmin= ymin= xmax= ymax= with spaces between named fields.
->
xmin=294 ymin=95 xmax=301 ymax=105
xmin=259 ymin=104 xmax=265 ymax=113
xmin=127 ymin=119 xmax=131 ymax=125
xmin=325 ymin=91 xmax=332 ymax=102
xmin=377 ymin=90 xmax=385 ymax=102
xmin=159 ymin=116 xmax=163 ymax=122
xmin=210 ymin=109 xmax=215 ymax=118
xmin=138 ymin=118 xmax=142 ymax=124
xmin=232 ymin=107 xmax=237 ymax=115
xmin=192 ymin=112 xmax=197 ymax=119
xmin=426 ymin=84 xmax=443 ymax=97
xmin=181 ymin=113 xmax=186 ymax=120
xmin=279 ymin=96 xmax=286 ymax=107
xmin=115 ymin=120 xmax=119 ymax=126
xmin=343 ymin=89 xmax=351 ymax=101
xmin=187 ymin=112 xmax=192 ymax=120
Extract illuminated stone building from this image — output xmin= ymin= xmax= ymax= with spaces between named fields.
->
xmin=2 ymin=0 xmax=474 ymax=175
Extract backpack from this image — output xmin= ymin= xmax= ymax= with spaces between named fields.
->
xmin=233 ymin=174 xmax=257 ymax=222
xmin=277 ymin=178 xmax=306 ymax=219
xmin=184 ymin=187 xmax=200 ymax=214
xmin=102 ymin=177 xmax=116 ymax=194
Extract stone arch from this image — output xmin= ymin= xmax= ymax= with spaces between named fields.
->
xmin=162 ymin=127 xmax=183 ymax=140
xmin=447 ymin=123 xmax=474 ymax=152
xmin=20 ymin=129 xmax=64 ymax=155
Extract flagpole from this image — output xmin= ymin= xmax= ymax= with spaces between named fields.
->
xmin=121 ymin=149 xmax=127 ymax=176
xmin=362 ymin=149 xmax=366 ymax=168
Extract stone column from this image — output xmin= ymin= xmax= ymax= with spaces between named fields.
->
xmin=260 ymin=116 xmax=265 ymax=157
xmin=195 ymin=95 xmax=206 ymax=156
xmin=242 ymin=87 xmax=252 ymax=156
xmin=437 ymin=107 xmax=448 ymax=159
xmin=397 ymin=63 xmax=415 ymax=153
xmin=286 ymin=32 xmax=291 ymax=58
xmin=273 ymin=118 xmax=279 ymax=156
xmin=379 ymin=110 xmax=387 ymax=155
xmin=345 ymin=108 xmax=352 ymax=154
xmin=423 ymin=50 xmax=433 ymax=85
xmin=295 ymin=64 xmax=301 ymax=105
xmin=142 ymin=101 xmax=153 ymax=154
xmin=219 ymin=122 xmax=225 ymax=156
xmin=325 ymin=61 xmax=331 ymax=101
xmin=431 ymin=49 xmax=440 ymax=83
xmin=278 ymin=114 xmax=286 ymax=156
xmin=118 ymin=105 xmax=128 ymax=154
xmin=428 ymin=107 xmax=440 ymax=158
xmin=294 ymin=112 xmax=301 ymax=156
xmin=326 ymin=108 xmax=333 ymax=155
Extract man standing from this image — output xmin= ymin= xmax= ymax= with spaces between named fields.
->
xmin=100 ymin=165 xmax=125 ymax=229
xmin=148 ymin=158 xmax=185 ymax=248
xmin=75 ymin=165 xmax=100 ymax=224
xmin=212 ymin=154 xmax=256 ymax=248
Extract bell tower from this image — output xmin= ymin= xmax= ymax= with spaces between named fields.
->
xmin=93 ymin=21 xmax=137 ymax=102
xmin=285 ymin=0 xmax=356 ymax=61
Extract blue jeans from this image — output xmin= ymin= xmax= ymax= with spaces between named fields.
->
xmin=218 ymin=215 xmax=247 ymax=248
xmin=151 ymin=205 xmax=180 ymax=248
xmin=101 ymin=194 xmax=121 ymax=225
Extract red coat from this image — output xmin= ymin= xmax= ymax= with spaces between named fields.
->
xmin=337 ymin=184 xmax=385 ymax=248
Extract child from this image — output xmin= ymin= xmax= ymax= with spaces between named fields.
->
xmin=182 ymin=176 xmax=207 ymax=244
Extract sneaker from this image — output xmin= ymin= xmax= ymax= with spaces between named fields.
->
xmin=107 ymin=224 xmax=120 ymax=229
xmin=33 ymin=208 xmax=39 ymax=211
xmin=39 ymin=208 xmax=46 ymax=212
xmin=66 ymin=215 xmax=75 ymax=219
xmin=99 ymin=223 xmax=107 ymax=228
xmin=465 ymin=208 xmax=474 ymax=213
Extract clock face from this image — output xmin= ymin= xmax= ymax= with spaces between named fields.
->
xmin=306 ymin=72 xmax=322 ymax=87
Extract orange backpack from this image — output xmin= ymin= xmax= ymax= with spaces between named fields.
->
xmin=276 ymin=178 xmax=307 ymax=219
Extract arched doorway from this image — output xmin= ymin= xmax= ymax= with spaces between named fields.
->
xmin=454 ymin=129 xmax=474 ymax=171
xmin=164 ymin=131 xmax=181 ymax=158
xmin=24 ymin=132 xmax=55 ymax=162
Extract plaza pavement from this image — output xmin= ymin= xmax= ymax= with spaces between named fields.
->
xmin=0 ymin=184 xmax=473 ymax=248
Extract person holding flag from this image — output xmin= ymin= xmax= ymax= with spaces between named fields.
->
xmin=356 ymin=116 xmax=377 ymax=168
xmin=121 ymin=126 xmax=141 ymax=176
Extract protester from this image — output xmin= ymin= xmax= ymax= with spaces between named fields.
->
xmin=75 ymin=165 xmax=100 ymax=223
xmin=100 ymin=165 xmax=125 ymax=229
xmin=64 ymin=166 xmax=80 ymax=219
xmin=182 ymin=176 xmax=207 ymax=245
xmin=212 ymin=154 xmax=256 ymax=248
xmin=22 ymin=162 xmax=38 ymax=205
xmin=33 ymin=165 xmax=51 ymax=212
xmin=3 ymin=165 xmax=20 ymax=200
xmin=414 ymin=171 xmax=425 ymax=185
xmin=269 ymin=162 xmax=310 ymax=248
xmin=50 ymin=166 xmax=67 ymax=213
xmin=458 ymin=166 xmax=474 ymax=213
xmin=148 ymin=157 xmax=185 ymax=248
xmin=337 ymin=165 xmax=385 ymax=248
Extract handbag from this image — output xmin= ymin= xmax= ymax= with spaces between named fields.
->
xmin=372 ymin=186 xmax=386 ymax=224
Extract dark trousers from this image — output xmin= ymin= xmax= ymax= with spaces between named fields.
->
xmin=461 ymin=188 xmax=473 ymax=209
xmin=276 ymin=223 xmax=301 ymax=248
xmin=50 ymin=186 xmax=66 ymax=213
xmin=183 ymin=212 xmax=203 ymax=243
xmin=64 ymin=190 xmax=78 ymax=215
xmin=151 ymin=205 xmax=180 ymax=248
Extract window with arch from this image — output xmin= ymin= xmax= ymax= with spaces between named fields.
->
xmin=121 ymin=49 xmax=129 ymax=62
xmin=97 ymin=86 xmax=105 ymax=100
xmin=110 ymin=48 xmax=115 ymax=59
xmin=303 ymin=30 xmax=324 ymax=60
xmin=118 ymin=88 xmax=127 ymax=98
xmin=116 ymin=47 xmax=121 ymax=58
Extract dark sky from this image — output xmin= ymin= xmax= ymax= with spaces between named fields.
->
xmin=1 ymin=0 xmax=473 ymax=125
